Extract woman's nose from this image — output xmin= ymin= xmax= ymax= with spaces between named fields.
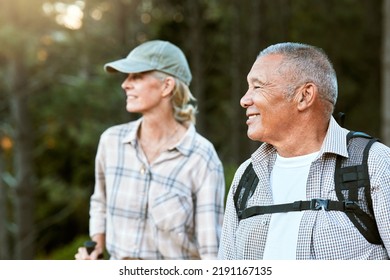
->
xmin=121 ymin=76 xmax=132 ymax=90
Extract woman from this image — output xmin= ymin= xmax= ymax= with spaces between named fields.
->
xmin=75 ymin=40 xmax=225 ymax=260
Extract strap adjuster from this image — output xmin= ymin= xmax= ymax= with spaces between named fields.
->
xmin=310 ymin=199 xmax=330 ymax=211
xmin=344 ymin=200 xmax=358 ymax=212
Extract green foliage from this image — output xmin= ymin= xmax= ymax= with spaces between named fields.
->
xmin=36 ymin=234 xmax=89 ymax=260
xmin=223 ymin=163 xmax=238 ymax=205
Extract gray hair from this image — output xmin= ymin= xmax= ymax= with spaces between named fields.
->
xmin=152 ymin=71 xmax=198 ymax=125
xmin=259 ymin=42 xmax=338 ymax=115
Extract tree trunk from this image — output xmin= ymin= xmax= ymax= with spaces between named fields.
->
xmin=229 ymin=0 xmax=263 ymax=164
xmin=185 ymin=0 xmax=205 ymax=133
xmin=7 ymin=58 xmax=36 ymax=259
xmin=229 ymin=0 xmax=243 ymax=165
xmin=0 ymin=148 xmax=10 ymax=259
xmin=2 ymin=0 xmax=36 ymax=260
xmin=246 ymin=0 xmax=263 ymax=156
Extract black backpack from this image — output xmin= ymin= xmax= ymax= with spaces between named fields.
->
xmin=233 ymin=131 xmax=382 ymax=245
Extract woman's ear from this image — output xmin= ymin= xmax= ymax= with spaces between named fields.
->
xmin=297 ymin=82 xmax=317 ymax=111
xmin=161 ymin=76 xmax=176 ymax=97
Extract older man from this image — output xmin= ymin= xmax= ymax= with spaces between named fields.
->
xmin=218 ymin=42 xmax=390 ymax=260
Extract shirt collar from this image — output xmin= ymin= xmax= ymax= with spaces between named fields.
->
xmin=122 ymin=118 xmax=142 ymax=145
xmin=121 ymin=118 xmax=196 ymax=157
xmin=318 ymin=115 xmax=349 ymax=158
xmin=175 ymin=124 xmax=197 ymax=157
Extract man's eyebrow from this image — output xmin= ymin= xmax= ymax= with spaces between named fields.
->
xmin=247 ymin=76 xmax=269 ymax=86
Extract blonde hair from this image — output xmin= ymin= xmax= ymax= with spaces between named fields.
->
xmin=152 ymin=71 xmax=198 ymax=125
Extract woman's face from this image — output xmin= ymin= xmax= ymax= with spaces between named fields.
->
xmin=121 ymin=71 xmax=166 ymax=114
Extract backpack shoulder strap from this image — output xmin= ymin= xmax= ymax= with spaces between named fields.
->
xmin=334 ymin=131 xmax=381 ymax=244
xmin=234 ymin=163 xmax=259 ymax=218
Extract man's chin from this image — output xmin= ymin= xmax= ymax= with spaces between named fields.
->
xmin=247 ymin=131 xmax=262 ymax=142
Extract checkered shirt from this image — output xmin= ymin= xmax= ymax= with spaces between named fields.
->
xmin=89 ymin=118 xmax=225 ymax=259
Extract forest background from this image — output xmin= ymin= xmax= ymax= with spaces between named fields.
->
xmin=1 ymin=0 xmax=390 ymax=260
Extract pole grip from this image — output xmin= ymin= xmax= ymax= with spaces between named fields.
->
xmin=84 ymin=240 xmax=97 ymax=255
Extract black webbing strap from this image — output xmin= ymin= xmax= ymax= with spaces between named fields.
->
xmin=337 ymin=112 xmax=345 ymax=127
xmin=234 ymin=163 xmax=259 ymax=216
xmin=334 ymin=131 xmax=381 ymax=244
xmin=239 ymin=199 xmax=358 ymax=219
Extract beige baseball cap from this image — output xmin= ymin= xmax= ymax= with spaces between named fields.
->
xmin=104 ymin=40 xmax=192 ymax=86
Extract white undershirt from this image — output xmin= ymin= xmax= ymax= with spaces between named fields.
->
xmin=262 ymin=151 xmax=319 ymax=260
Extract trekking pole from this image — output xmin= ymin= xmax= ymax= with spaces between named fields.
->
xmin=84 ymin=240 xmax=104 ymax=259
xmin=84 ymin=240 xmax=97 ymax=255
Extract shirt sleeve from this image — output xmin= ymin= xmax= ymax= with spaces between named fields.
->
xmin=369 ymin=142 xmax=390 ymax=254
xmin=89 ymin=135 xmax=107 ymax=237
xmin=218 ymin=160 xmax=252 ymax=259
xmin=193 ymin=153 xmax=225 ymax=259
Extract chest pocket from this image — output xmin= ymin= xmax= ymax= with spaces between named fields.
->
xmin=149 ymin=187 xmax=193 ymax=232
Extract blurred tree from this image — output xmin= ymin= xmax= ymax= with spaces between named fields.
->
xmin=0 ymin=0 xmax=45 ymax=259
xmin=0 ymin=148 xmax=9 ymax=259
xmin=184 ymin=0 xmax=206 ymax=133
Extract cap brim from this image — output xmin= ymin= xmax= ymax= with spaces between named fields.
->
xmin=104 ymin=58 xmax=155 ymax=74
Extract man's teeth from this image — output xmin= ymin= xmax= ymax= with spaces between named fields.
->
xmin=248 ymin=115 xmax=257 ymax=119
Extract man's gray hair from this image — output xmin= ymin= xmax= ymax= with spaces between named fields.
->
xmin=259 ymin=42 xmax=338 ymax=114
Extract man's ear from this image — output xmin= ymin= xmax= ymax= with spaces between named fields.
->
xmin=161 ymin=76 xmax=176 ymax=97
xmin=297 ymin=82 xmax=317 ymax=111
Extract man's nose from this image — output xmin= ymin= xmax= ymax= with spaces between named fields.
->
xmin=240 ymin=90 xmax=253 ymax=108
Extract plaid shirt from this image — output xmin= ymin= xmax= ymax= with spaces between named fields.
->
xmin=218 ymin=117 xmax=390 ymax=259
xmin=89 ymin=118 xmax=225 ymax=260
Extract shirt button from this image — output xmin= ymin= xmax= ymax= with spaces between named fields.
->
xmin=261 ymin=220 xmax=267 ymax=226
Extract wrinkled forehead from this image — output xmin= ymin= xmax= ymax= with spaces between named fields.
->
xmin=247 ymin=54 xmax=285 ymax=83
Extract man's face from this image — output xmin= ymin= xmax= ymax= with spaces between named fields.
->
xmin=240 ymin=54 xmax=299 ymax=145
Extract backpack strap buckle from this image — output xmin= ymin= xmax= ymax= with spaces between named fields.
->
xmin=344 ymin=200 xmax=358 ymax=212
xmin=310 ymin=199 xmax=330 ymax=211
